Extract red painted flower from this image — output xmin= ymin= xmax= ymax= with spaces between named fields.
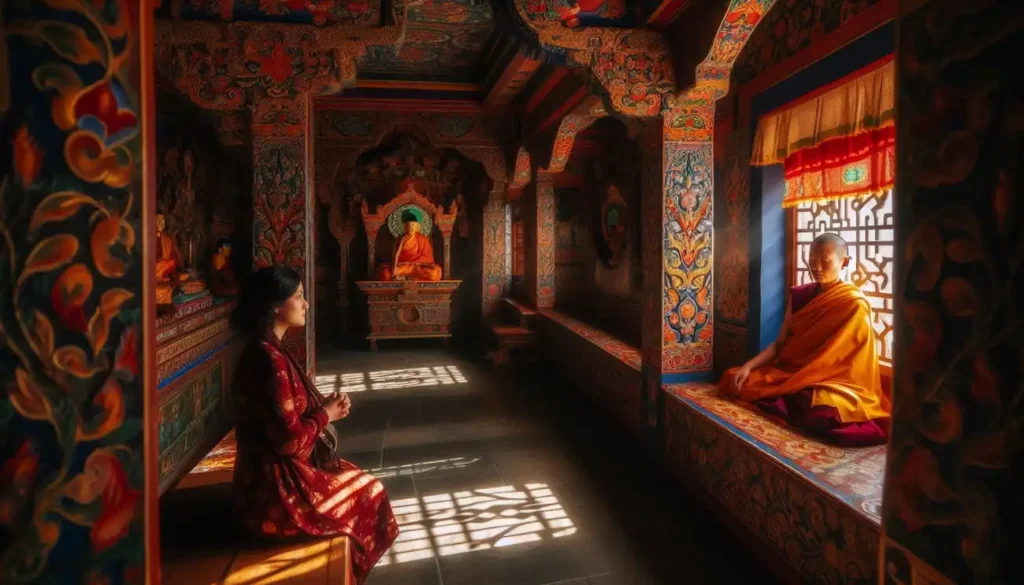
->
xmin=259 ymin=44 xmax=294 ymax=84
xmin=73 ymin=81 xmax=138 ymax=142
xmin=114 ymin=326 xmax=139 ymax=377
xmin=51 ymin=264 xmax=93 ymax=333
xmin=90 ymin=452 xmax=140 ymax=552
xmin=0 ymin=440 xmax=40 ymax=528
xmin=285 ymin=0 xmax=305 ymax=11
xmin=13 ymin=126 xmax=43 ymax=188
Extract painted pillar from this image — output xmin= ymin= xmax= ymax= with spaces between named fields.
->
xmin=1 ymin=0 xmax=158 ymax=581
xmin=534 ymin=171 xmax=556 ymax=309
xmin=659 ymin=108 xmax=715 ymax=383
xmin=482 ymin=181 xmax=508 ymax=318
xmin=881 ymin=1 xmax=1023 ymax=584
xmin=251 ymin=97 xmax=314 ymax=373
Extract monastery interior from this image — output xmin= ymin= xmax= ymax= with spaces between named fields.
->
xmin=1 ymin=1 xmax=1022 ymax=585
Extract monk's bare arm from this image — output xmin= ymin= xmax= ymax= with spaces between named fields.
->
xmin=740 ymin=300 xmax=792 ymax=372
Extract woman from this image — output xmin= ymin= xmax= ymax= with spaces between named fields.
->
xmin=231 ymin=266 xmax=398 ymax=582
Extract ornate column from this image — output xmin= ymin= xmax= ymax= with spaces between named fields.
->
xmin=882 ymin=2 xmax=1023 ymax=584
xmin=251 ymin=97 xmax=315 ymax=372
xmin=527 ymin=170 xmax=556 ymax=310
xmin=482 ymin=181 xmax=508 ymax=317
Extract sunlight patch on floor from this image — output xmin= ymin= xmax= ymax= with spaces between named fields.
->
xmin=368 ymin=456 xmax=483 ymax=479
xmin=376 ymin=483 xmax=577 ymax=566
xmin=315 ymin=365 xmax=468 ymax=394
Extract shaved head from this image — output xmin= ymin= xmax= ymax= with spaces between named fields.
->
xmin=812 ymin=232 xmax=848 ymax=257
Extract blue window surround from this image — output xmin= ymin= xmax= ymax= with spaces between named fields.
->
xmin=747 ymin=22 xmax=895 ymax=357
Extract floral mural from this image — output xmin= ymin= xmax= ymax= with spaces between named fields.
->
xmin=1 ymin=0 xmax=151 ymax=582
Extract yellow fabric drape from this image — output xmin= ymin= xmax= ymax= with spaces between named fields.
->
xmin=751 ymin=59 xmax=895 ymax=166
xmin=751 ymin=58 xmax=896 ymax=208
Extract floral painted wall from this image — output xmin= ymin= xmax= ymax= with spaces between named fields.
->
xmin=883 ymin=1 xmax=1024 ymax=583
xmin=1 ymin=0 xmax=154 ymax=583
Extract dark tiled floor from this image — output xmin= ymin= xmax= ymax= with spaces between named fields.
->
xmin=161 ymin=347 xmax=781 ymax=585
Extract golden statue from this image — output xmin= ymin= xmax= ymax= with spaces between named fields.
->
xmin=155 ymin=213 xmax=207 ymax=307
xmin=377 ymin=219 xmax=442 ymax=282
xmin=208 ymin=237 xmax=239 ymax=297
xmin=156 ymin=214 xmax=183 ymax=283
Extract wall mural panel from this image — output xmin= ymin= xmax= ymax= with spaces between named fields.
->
xmin=482 ymin=183 xmax=508 ymax=317
xmin=662 ymin=142 xmax=713 ymax=374
xmin=0 ymin=0 xmax=152 ymax=582
xmin=252 ymin=126 xmax=311 ymax=368
xmin=883 ymin=1 xmax=1024 ymax=584
xmin=535 ymin=173 xmax=556 ymax=308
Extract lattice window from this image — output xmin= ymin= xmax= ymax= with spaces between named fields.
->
xmin=793 ymin=190 xmax=895 ymax=366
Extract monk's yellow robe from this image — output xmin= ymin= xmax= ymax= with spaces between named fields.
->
xmin=378 ymin=232 xmax=442 ymax=282
xmin=727 ymin=282 xmax=890 ymax=423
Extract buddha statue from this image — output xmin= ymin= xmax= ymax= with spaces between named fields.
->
xmin=376 ymin=217 xmax=442 ymax=282
xmin=156 ymin=214 xmax=182 ymax=283
xmin=155 ymin=213 xmax=207 ymax=307
xmin=208 ymin=237 xmax=239 ymax=297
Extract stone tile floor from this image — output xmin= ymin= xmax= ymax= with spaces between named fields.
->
xmin=161 ymin=347 xmax=781 ymax=585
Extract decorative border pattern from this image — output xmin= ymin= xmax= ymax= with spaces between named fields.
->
xmin=663 ymin=392 xmax=879 ymax=585
xmin=156 ymin=301 xmax=235 ymax=344
xmin=156 ymin=317 xmax=231 ymax=365
xmin=157 ymin=331 xmax=235 ymax=389
xmin=540 ymin=310 xmax=641 ymax=371
xmin=664 ymin=383 xmax=885 ymax=522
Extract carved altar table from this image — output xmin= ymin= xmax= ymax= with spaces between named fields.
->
xmin=358 ymin=280 xmax=462 ymax=350
xmin=355 ymin=183 xmax=462 ymax=349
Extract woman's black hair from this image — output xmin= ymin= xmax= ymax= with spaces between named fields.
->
xmin=232 ymin=265 xmax=301 ymax=338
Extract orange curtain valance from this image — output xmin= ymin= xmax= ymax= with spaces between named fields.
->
xmin=751 ymin=58 xmax=896 ymax=208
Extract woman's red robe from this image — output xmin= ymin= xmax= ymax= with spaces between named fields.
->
xmin=232 ymin=336 xmax=398 ymax=582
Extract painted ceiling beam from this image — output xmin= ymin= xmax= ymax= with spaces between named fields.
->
xmin=647 ymin=0 xmax=698 ymax=27
xmin=485 ymin=51 xmax=542 ymax=107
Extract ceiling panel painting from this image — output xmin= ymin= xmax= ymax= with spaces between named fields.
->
xmin=521 ymin=0 xmax=647 ymax=28
xmin=162 ymin=0 xmax=382 ymax=26
xmin=357 ymin=0 xmax=496 ymax=82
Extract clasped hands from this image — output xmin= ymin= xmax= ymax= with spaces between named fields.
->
xmin=323 ymin=392 xmax=352 ymax=422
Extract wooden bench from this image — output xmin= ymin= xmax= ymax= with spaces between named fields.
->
xmin=535 ymin=309 xmax=883 ymax=584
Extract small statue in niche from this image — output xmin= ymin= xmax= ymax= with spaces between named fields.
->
xmin=156 ymin=214 xmax=207 ymax=307
xmin=596 ymin=185 xmax=629 ymax=268
xmin=170 ymin=149 xmax=206 ymax=267
xmin=208 ymin=238 xmax=239 ymax=297
xmin=156 ymin=213 xmax=183 ymax=284
xmin=376 ymin=212 xmax=442 ymax=282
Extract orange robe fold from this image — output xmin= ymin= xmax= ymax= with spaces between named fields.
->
xmin=725 ymin=282 xmax=890 ymax=423
xmin=377 ymin=232 xmax=442 ymax=281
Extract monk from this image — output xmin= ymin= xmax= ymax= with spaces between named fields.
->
xmin=377 ymin=218 xmax=442 ymax=281
xmin=720 ymin=233 xmax=890 ymax=446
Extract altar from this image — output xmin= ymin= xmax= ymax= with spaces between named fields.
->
xmin=356 ymin=184 xmax=462 ymax=349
